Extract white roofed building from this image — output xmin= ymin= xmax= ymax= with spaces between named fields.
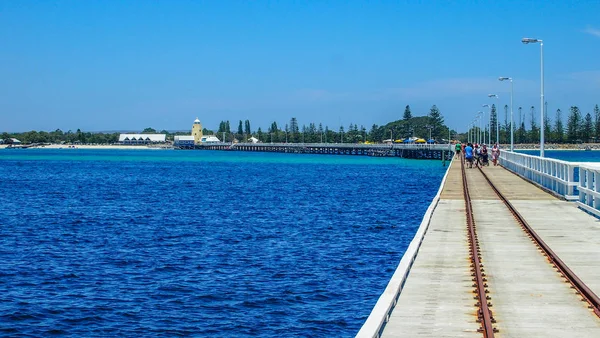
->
xmin=119 ymin=134 xmax=166 ymax=144
xmin=174 ymin=135 xmax=195 ymax=148
xmin=201 ymin=135 xmax=221 ymax=143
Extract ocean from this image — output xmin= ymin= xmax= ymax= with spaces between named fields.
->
xmin=519 ymin=149 xmax=600 ymax=162
xmin=0 ymin=149 xmax=447 ymax=337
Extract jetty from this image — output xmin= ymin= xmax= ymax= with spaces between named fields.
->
xmin=358 ymin=152 xmax=600 ymax=337
xmin=189 ymin=142 xmax=454 ymax=161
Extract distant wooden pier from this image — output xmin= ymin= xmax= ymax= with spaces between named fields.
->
xmin=181 ymin=142 xmax=454 ymax=161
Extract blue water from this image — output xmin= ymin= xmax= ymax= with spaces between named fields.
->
xmin=519 ymin=150 xmax=600 ymax=162
xmin=0 ymin=149 xmax=446 ymax=337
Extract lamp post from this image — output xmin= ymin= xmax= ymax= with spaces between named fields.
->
xmin=499 ymin=77 xmax=514 ymax=151
xmin=477 ymin=112 xmax=483 ymax=145
xmin=488 ymin=94 xmax=499 ymax=144
xmin=522 ymin=37 xmax=544 ymax=157
xmin=481 ymin=107 xmax=489 ymax=144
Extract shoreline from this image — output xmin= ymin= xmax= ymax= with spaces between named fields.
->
xmin=0 ymin=144 xmax=171 ymax=150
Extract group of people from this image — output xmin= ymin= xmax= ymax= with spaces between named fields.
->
xmin=454 ymin=141 xmax=500 ymax=168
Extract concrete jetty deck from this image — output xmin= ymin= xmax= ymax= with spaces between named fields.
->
xmin=378 ymin=161 xmax=600 ymax=337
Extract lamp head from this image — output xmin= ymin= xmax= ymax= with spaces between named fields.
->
xmin=498 ymin=77 xmax=511 ymax=81
xmin=482 ymin=104 xmax=489 ymax=108
xmin=522 ymin=37 xmax=541 ymax=44
xmin=488 ymin=94 xmax=498 ymax=98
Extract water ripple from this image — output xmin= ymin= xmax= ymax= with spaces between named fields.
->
xmin=0 ymin=149 xmax=445 ymax=337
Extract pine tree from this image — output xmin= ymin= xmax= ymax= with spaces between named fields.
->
xmin=529 ymin=106 xmax=538 ymax=143
xmin=403 ymin=105 xmax=412 ymax=120
xmin=289 ymin=118 xmax=299 ymax=142
xmin=567 ymin=106 xmax=582 ymax=143
xmin=428 ymin=105 xmax=444 ymax=139
xmin=237 ymin=120 xmax=243 ymax=136
xmin=583 ymin=112 xmax=593 ymax=142
xmin=244 ymin=120 xmax=251 ymax=135
xmin=554 ymin=109 xmax=564 ymax=143
xmin=490 ymin=104 xmax=497 ymax=143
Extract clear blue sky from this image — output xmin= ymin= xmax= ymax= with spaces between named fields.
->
xmin=2 ymin=1 xmax=600 ymax=133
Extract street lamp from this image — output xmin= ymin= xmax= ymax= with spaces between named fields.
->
xmin=481 ymin=106 xmax=490 ymax=144
xmin=477 ymin=112 xmax=484 ymax=145
xmin=499 ymin=77 xmax=514 ymax=151
xmin=522 ymin=37 xmax=545 ymax=157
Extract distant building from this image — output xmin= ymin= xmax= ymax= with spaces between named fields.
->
xmin=201 ymin=135 xmax=221 ymax=143
xmin=174 ymin=135 xmax=195 ymax=148
xmin=248 ymin=136 xmax=259 ymax=143
xmin=10 ymin=138 xmax=21 ymax=145
xmin=118 ymin=134 xmax=166 ymax=144
xmin=174 ymin=118 xmax=220 ymax=147
xmin=192 ymin=118 xmax=203 ymax=144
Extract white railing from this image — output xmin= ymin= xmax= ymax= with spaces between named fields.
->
xmin=355 ymin=159 xmax=454 ymax=338
xmin=499 ymin=151 xmax=579 ymax=200
xmin=577 ymin=163 xmax=600 ymax=217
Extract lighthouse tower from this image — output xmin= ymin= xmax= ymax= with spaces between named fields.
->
xmin=192 ymin=117 xmax=203 ymax=145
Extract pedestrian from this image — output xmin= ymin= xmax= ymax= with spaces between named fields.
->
xmin=491 ymin=143 xmax=500 ymax=166
xmin=455 ymin=141 xmax=462 ymax=158
xmin=481 ymin=144 xmax=489 ymax=166
xmin=474 ymin=144 xmax=482 ymax=168
xmin=464 ymin=143 xmax=474 ymax=168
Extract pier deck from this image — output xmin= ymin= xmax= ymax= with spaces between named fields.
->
xmin=379 ymin=161 xmax=600 ymax=337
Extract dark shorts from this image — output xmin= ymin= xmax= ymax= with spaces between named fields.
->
xmin=466 ymin=156 xmax=473 ymax=162
xmin=455 ymin=149 xmax=461 ymax=153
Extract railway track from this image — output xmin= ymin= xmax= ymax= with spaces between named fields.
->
xmin=460 ymin=158 xmax=600 ymax=337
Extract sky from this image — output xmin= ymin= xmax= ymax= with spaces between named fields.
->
xmin=1 ymin=0 xmax=600 ymax=133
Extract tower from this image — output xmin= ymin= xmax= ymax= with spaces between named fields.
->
xmin=192 ymin=117 xmax=203 ymax=144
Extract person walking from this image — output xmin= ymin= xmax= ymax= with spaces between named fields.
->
xmin=464 ymin=143 xmax=474 ymax=168
xmin=473 ymin=144 xmax=482 ymax=168
xmin=481 ymin=144 xmax=489 ymax=166
xmin=491 ymin=143 xmax=500 ymax=166
xmin=455 ymin=141 xmax=462 ymax=159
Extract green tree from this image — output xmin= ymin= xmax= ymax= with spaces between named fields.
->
xmin=490 ymin=104 xmax=498 ymax=143
xmin=529 ymin=106 xmax=538 ymax=143
xmin=289 ymin=117 xmax=299 ymax=143
xmin=517 ymin=107 xmax=526 ymax=143
xmin=583 ymin=112 xmax=593 ymax=142
xmin=237 ymin=120 xmax=243 ymax=136
xmin=428 ymin=105 xmax=444 ymax=139
xmin=403 ymin=105 xmax=412 ymax=120
xmin=244 ymin=120 xmax=251 ymax=135
xmin=257 ymin=127 xmax=263 ymax=142
xmin=567 ymin=106 xmax=582 ymax=142
xmin=553 ymin=109 xmax=564 ymax=143
xmin=142 ymin=127 xmax=156 ymax=134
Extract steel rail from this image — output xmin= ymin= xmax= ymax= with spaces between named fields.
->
xmin=477 ymin=166 xmax=600 ymax=317
xmin=461 ymin=158 xmax=496 ymax=337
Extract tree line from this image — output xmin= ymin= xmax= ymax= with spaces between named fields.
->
xmin=2 ymin=104 xmax=454 ymax=145
xmin=212 ymin=105 xmax=450 ymax=143
xmin=467 ymin=103 xmax=600 ymax=144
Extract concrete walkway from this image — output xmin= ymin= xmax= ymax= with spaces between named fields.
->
xmin=380 ymin=161 xmax=600 ymax=337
